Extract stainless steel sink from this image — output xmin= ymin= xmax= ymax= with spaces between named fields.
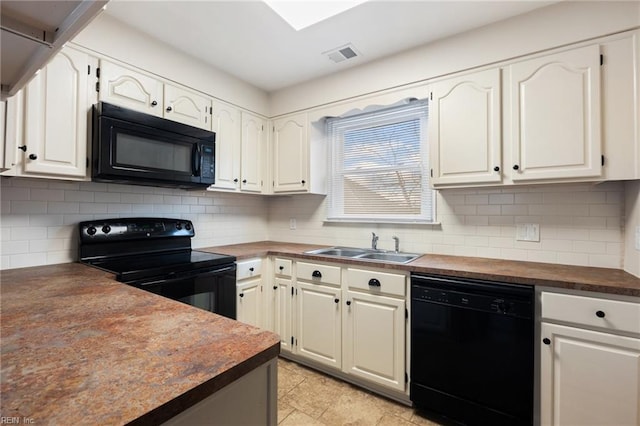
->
xmin=356 ymin=252 xmax=420 ymax=263
xmin=304 ymin=246 xmax=421 ymax=264
xmin=305 ymin=247 xmax=369 ymax=257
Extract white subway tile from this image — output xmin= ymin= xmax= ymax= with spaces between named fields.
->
xmin=541 ymin=239 xmax=573 ymax=252
xmin=588 ymin=254 xmax=621 ymax=268
xmin=454 ymin=246 xmax=478 ymax=257
xmin=131 ymin=204 xmax=155 ymax=213
xmin=49 ymin=181 xmax=80 ymax=190
xmin=10 ymin=252 xmax=47 ymax=268
xmin=453 ymin=205 xmax=477 ymax=215
xmin=80 ymin=181 xmax=107 ymax=191
xmin=164 ymin=195 xmax=182 ymax=204
xmin=500 ymin=248 xmax=529 ymax=261
xmin=515 ymin=193 xmax=543 ymax=204
xmin=13 ymin=179 xmax=48 ymax=189
xmin=143 ymin=194 xmax=164 ymax=204
xmin=11 ymin=201 xmax=47 ymax=214
xmin=589 ymin=229 xmax=622 ymax=242
xmin=489 ymin=194 xmax=514 ymax=205
xmin=465 ymin=215 xmax=488 ymax=226
xmin=63 ymin=214 xmax=95 ymax=225
xmin=477 ymin=205 xmax=501 ymax=215
xmin=65 ymin=190 xmax=95 ymax=203
xmin=589 ymin=204 xmax=621 ymax=217
xmin=108 ymin=204 xmax=132 ymax=213
xmin=29 ymin=215 xmax=63 ymax=227
xmin=527 ymin=251 xmax=558 ymax=263
xmin=94 ymin=192 xmax=121 ymax=203
xmin=181 ymin=196 xmax=199 ymax=205
xmin=572 ymin=240 xmax=606 ymax=254
xmin=2 ymin=240 xmax=29 ymax=255
xmin=47 ymin=250 xmax=77 ymax=265
xmin=190 ymin=205 xmax=206 ymax=214
xmin=11 ymin=226 xmax=47 ymax=240
xmin=48 ymin=202 xmax=80 ymax=214
xmin=489 ymin=216 xmax=514 ymax=226
xmin=119 ymin=193 xmax=143 ymax=204
xmin=464 ymin=236 xmax=489 ymax=247
xmin=30 ymin=188 xmax=64 ymax=201
xmin=79 ymin=203 xmax=108 ymax=214
xmin=1 ymin=187 xmax=30 ymax=201
xmin=501 ymin=205 xmax=528 ymax=215
xmin=465 ymin=195 xmax=488 ymax=205
xmin=557 ymin=252 xmax=590 ymax=266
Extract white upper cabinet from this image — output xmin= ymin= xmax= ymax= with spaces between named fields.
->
xmin=241 ymin=112 xmax=265 ymax=193
xmin=508 ymin=45 xmax=602 ymax=181
xmin=164 ymin=84 xmax=212 ymax=130
xmin=272 ymin=113 xmax=308 ymax=193
xmin=99 ymin=61 xmax=163 ymax=117
xmin=21 ymin=47 xmax=90 ymax=177
xmin=210 ymin=100 xmax=241 ymax=190
xmin=429 ymin=68 xmax=502 ymax=186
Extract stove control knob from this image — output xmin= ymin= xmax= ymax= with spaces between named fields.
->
xmin=497 ymin=301 xmax=511 ymax=314
xmin=102 ymin=225 xmax=111 ymax=234
xmin=87 ymin=226 xmax=97 ymax=236
xmin=185 ymin=223 xmax=192 ymax=231
xmin=176 ymin=223 xmax=182 ymax=230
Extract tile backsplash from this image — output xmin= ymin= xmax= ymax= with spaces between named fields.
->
xmin=0 ymin=178 xmax=268 ymax=269
xmin=0 ymin=177 xmax=628 ymax=270
xmin=268 ymin=182 xmax=626 ymax=269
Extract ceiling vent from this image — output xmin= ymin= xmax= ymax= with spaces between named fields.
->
xmin=323 ymin=44 xmax=360 ymax=64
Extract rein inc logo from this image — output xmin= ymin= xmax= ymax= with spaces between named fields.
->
xmin=0 ymin=418 xmax=34 ymax=424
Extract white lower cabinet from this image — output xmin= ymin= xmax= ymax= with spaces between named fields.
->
xmin=273 ymin=277 xmax=293 ymax=353
xmin=540 ymin=291 xmax=640 ymax=426
xmin=344 ymin=290 xmax=405 ymax=391
xmin=236 ymin=258 xmax=263 ymax=327
xmin=267 ymin=257 xmax=409 ymax=398
xmin=297 ymin=281 xmax=342 ymax=369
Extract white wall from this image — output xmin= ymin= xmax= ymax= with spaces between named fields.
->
xmin=625 ymin=181 xmax=640 ymax=276
xmin=269 ymin=182 xmax=625 ymax=269
xmin=72 ymin=14 xmax=270 ymax=116
xmin=269 ymin=1 xmax=640 ymax=116
xmin=0 ymin=178 xmax=268 ymax=269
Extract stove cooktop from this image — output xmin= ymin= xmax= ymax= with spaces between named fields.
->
xmin=88 ymin=250 xmax=236 ymax=283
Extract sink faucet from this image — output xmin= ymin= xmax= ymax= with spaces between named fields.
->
xmin=371 ymin=232 xmax=379 ymax=250
xmin=392 ymin=236 xmax=400 ymax=253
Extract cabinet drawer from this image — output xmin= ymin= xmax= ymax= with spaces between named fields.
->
xmin=347 ymin=268 xmax=406 ymax=298
xmin=297 ymin=261 xmax=341 ymax=286
xmin=236 ymin=258 xmax=262 ymax=280
xmin=542 ymin=292 xmax=640 ymax=335
xmin=274 ymin=258 xmax=292 ymax=277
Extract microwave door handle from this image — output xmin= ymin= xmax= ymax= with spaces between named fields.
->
xmin=192 ymin=144 xmax=202 ymax=177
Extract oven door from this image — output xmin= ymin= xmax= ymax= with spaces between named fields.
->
xmin=137 ymin=264 xmax=237 ymax=319
xmin=94 ymin=115 xmax=211 ymax=187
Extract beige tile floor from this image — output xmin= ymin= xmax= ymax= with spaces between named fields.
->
xmin=277 ymin=357 xmax=443 ymax=426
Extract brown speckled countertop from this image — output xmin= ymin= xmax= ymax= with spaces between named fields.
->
xmin=0 ymin=263 xmax=280 ymax=425
xmin=202 ymin=241 xmax=640 ymax=297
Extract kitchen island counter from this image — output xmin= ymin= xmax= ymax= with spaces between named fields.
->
xmin=202 ymin=241 xmax=640 ymax=297
xmin=0 ymin=263 xmax=280 ymax=425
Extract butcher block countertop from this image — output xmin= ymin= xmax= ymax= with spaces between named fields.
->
xmin=0 ymin=263 xmax=280 ymax=425
xmin=202 ymin=241 xmax=640 ymax=297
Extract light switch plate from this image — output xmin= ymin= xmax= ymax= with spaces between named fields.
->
xmin=635 ymin=226 xmax=640 ymax=251
xmin=289 ymin=218 xmax=296 ymax=230
xmin=516 ymin=223 xmax=540 ymax=242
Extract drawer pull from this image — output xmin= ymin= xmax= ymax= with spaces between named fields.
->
xmin=273 ymin=286 xmax=278 ymax=290
xmin=596 ymin=310 xmax=606 ymax=318
xmin=239 ymin=293 xmax=244 ymax=298
xmin=279 ymin=266 xmax=284 ymax=271
xmin=334 ymin=298 xmax=339 ymax=304
xmin=312 ymin=270 xmax=322 ymax=278
xmin=346 ymin=301 xmax=352 ymax=306
xmin=249 ymin=267 xmax=254 ymax=272
xmin=368 ymin=278 xmax=381 ymax=287
xmin=543 ymin=338 xmax=551 ymax=345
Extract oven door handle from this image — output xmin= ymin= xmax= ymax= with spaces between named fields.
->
xmin=136 ymin=265 xmax=236 ymax=287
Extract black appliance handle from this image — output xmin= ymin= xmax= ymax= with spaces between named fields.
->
xmin=192 ymin=144 xmax=202 ymax=177
xmin=136 ymin=265 xmax=236 ymax=287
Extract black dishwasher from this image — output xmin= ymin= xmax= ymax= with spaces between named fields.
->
xmin=410 ymin=274 xmax=534 ymax=425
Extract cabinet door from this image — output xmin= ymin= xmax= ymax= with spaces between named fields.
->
xmin=22 ymin=48 xmax=89 ymax=177
xmin=344 ymin=291 xmax=405 ymax=391
xmin=272 ymin=114 xmax=308 ymax=193
xmin=164 ymin=84 xmax=212 ymax=130
xmin=540 ymin=322 xmax=640 ymax=426
xmin=297 ymin=281 xmax=341 ymax=369
xmin=429 ymin=68 xmax=502 ymax=186
xmin=237 ymin=278 xmax=262 ymax=328
xmin=508 ymin=45 xmax=602 ymax=181
xmin=274 ymin=277 xmax=293 ymax=353
xmin=241 ymin=112 xmax=265 ymax=193
xmin=99 ymin=60 xmax=163 ymax=116
xmin=210 ymin=102 xmax=241 ymax=190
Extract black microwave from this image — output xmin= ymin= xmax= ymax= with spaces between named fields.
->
xmin=92 ymin=102 xmax=215 ymax=189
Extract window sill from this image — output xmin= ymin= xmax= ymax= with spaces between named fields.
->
xmin=324 ymin=218 xmax=441 ymax=226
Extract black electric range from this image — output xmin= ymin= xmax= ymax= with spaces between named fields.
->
xmin=79 ymin=218 xmax=237 ymax=319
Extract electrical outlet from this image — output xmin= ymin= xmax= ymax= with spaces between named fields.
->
xmin=289 ymin=218 xmax=296 ymax=230
xmin=516 ymin=223 xmax=540 ymax=242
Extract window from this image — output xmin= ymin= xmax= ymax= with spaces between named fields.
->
xmin=326 ymin=100 xmax=434 ymax=223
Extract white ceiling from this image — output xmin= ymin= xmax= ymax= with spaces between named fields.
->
xmin=104 ymin=0 xmax=555 ymax=92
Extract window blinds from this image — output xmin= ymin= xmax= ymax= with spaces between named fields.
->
xmin=326 ymin=100 xmax=434 ymax=222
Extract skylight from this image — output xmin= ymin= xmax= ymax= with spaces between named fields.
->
xmin=264 ymin=1 xmax=368 ymax=31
